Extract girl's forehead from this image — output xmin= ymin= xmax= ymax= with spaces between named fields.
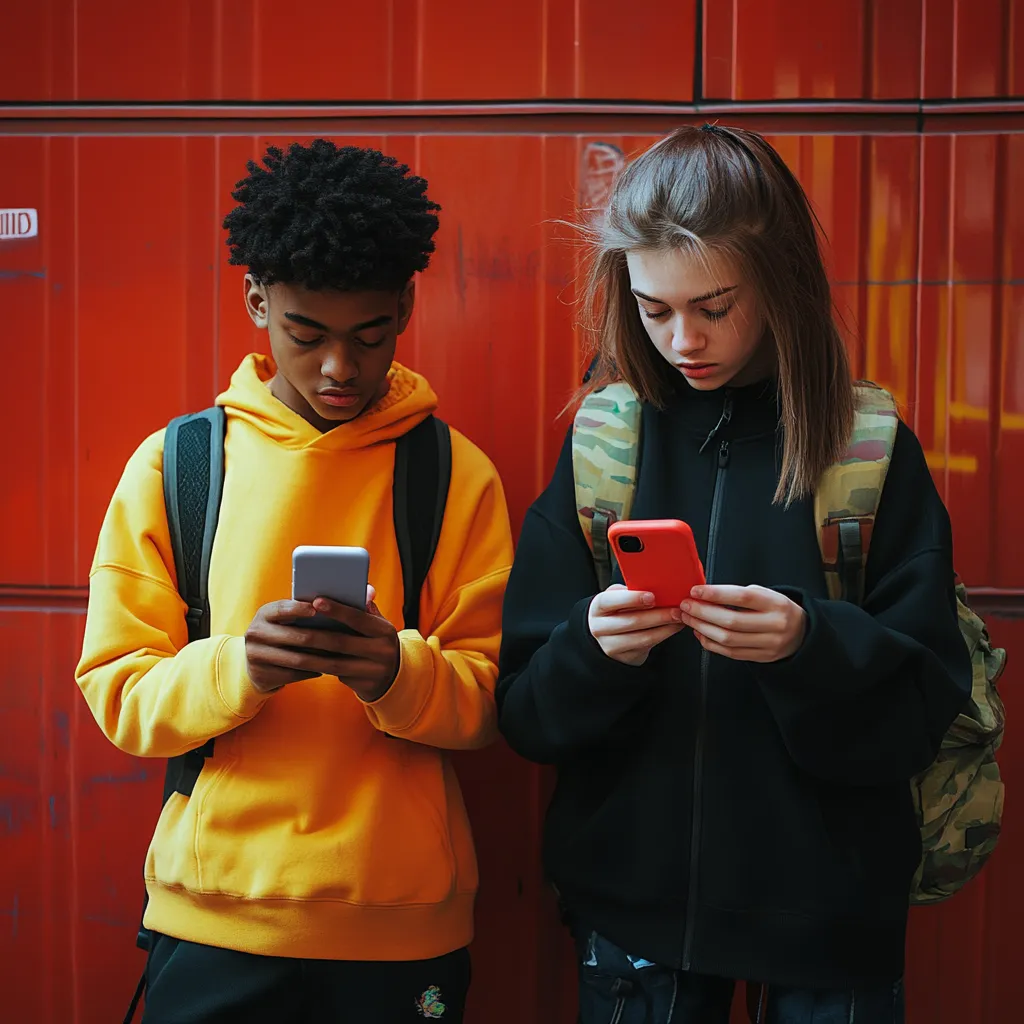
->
xmin=625 ymin=248 xmax=741 ymax=304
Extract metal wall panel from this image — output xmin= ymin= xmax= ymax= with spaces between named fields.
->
xmin=0 ymin=3 xmax=1021 ymax=1023
xmin=0 ymin=0 xmax=696 ymax=103
xmin=922 ymin=0 xmax=1022 ymax=98
xmin=705 ymin=0 xmax=1021 ymax=100
xmin=7 ymin=0 xmax=1019 ymax=103
xmin=3 ymin=122 xmax=1020 ymax=1023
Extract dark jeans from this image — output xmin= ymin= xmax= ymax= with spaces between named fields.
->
xmin=141 ymin=932 xmax=471 ymax=1024
xmin=576 ymin=930 xmax=905 ymax=1024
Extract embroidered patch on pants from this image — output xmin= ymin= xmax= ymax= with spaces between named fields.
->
xmin=416 ymin=985 xmax=446 ymax=1018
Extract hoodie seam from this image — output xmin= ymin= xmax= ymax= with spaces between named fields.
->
xmin=90 ymin=561 xmax=181 ymax=599
xmin=144 ymin=876 xmax=469 ymax=907
xmin=426 ymin=564 xmax=512 ymax=633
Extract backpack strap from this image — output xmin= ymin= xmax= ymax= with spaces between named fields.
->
xmin=161 ymin=406 xmax=226 ymax=796
xmin=135 ymin=407 xmax=226 ymax=959
xmin=814 ymin=383 xmax=899 ymax=604
xmin=393 ymin=415 xmax=452 ymax=632
xmin=571 ymin=382 xmax=642 ymax=591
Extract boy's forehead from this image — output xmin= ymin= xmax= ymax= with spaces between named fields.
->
xmin=267 ymin=280 xmax=401 ymax=330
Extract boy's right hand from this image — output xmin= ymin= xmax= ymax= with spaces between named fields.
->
xmin=243 ymin=600 xmax=323 ymax=692
xmin=588 ymin=584 xmax=684 ymax=667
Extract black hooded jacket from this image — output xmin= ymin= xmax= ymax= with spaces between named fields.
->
xmin=496 ymin=379 xmax=971 ymax=988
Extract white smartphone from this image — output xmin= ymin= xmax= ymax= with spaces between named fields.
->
xmin=291 ymin=545 xmax=370 ymax=631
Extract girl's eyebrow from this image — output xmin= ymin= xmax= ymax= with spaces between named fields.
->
xmin=630 ymin=285 xmax=738 ymax=305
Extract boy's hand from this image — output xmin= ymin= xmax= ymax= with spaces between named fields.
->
xmin=244 ymin=586 xmax=400 ymax=701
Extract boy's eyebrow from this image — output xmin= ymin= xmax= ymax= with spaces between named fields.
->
xmin=631 ymin=286 xmax=738 ymax=305
xmin=283 ymin=312 xmax=394 ymax=333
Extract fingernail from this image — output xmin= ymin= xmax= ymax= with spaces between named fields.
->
xmin=690 ymin=586 xmax=703 ymax=599
xmin=672 ymin=609 xmax=683 ymax=622
xmin=643 ymin=593 xmax=655 ymax=606
xmin=680 ymin=601 xmax=691 ymax=613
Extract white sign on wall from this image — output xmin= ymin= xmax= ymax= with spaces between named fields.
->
xmin=0 ymin=209 xmax=39 ymax=240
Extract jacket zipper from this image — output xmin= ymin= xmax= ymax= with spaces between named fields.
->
xmin=681 ymin=396 xmax=733 ymax=971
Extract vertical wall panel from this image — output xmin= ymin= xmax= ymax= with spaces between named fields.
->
xmin=915 ymin=135 xmax=954 ymax=503
xmin=705 ymin=0 xmax=866 ymax=99
xmin=975 ymin=615 xmax=1024 ymax=1022
xmin=945 ymin=134 xmax=999 ymax=584
xmin=995 ymin=136 xmax=1024 ymax=588
xmin=251 ymin=4 xmax=392 ymax=101
xmin=577 ymin=0 xmax=696 ymax=100
xmin=416 ymin=1 xmax=545 ymax=100
xmin=862 ymin=137 xmax=922 ymax=411
xmin=703 ymin=0 xmax=924 ymax=100
xmin=764 ymin=135 xmax=868 ymax=366
xmin=0 ymin=140 xmax=54 ymax=587
xmin=923 ymin=0 xmax=1019 ymax=97
xmin=0 ymin=611 xmax=154 ymax=1024
xmin=76 ymin=0 xmax=193 ymax=101
xmin=74 ymin=138 xmax=219 ymax=583
xmin=0 ymin=0 xmax=74 ymax=101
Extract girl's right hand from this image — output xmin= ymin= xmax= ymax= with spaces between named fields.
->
xmin=588 ymin=584 xmax=685 ymax=666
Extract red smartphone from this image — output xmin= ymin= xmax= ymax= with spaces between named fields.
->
xmin=607 ymin=519 xmax=706 ymax=608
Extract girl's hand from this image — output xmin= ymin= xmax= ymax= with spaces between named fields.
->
xmin=679 ymin=585 xmax=807 ymax=663
xmin=588 ymin=584 xmax=685 ymax=666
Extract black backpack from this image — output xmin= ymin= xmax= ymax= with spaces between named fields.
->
xmin=124 ymin=406 xmax=452 ymax=1023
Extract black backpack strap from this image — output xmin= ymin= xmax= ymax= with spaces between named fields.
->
xmin=161 ymin=406 xmax=226 ymax=795
xmin=393 ymin=415 xmax=451 ymax=633
xmin=133 ymin=408 xmax=226 ymax=964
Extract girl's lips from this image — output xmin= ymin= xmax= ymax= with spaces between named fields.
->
xmin=679 ymin=364 xmax=717 ymax=379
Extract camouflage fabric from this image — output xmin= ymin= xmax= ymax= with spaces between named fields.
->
xmin=815 ymin=383 xmax=900 ymax=602
xmin=816 ymin=384 xmax=1007 ymax=904
xmin=571 ymin=378 xmax=1008 ymax=905
xmin=909 ymin=581 xmax=1007 ymax=903
xmin=572 ymin=382 xmax=643 ymax=590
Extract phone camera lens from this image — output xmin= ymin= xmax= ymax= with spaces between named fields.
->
xmin=618 ymin=535 xmax=644 ymax=554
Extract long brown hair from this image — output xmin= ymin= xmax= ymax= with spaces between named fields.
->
xmin=581 ymin=124 xmax=854 ymax=505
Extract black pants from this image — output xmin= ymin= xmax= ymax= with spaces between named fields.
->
xmin=576 ymin=930 xmax=905 ymax=1024
xmin=141 ymin=933 xmax=471 ymax=1024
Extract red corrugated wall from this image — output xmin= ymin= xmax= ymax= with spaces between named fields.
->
xmin=1 ymin=2 xmax=1021 ymax=1021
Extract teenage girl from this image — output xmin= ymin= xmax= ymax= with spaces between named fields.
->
xmin=496 ymin=125 xmax=970 ymax=1024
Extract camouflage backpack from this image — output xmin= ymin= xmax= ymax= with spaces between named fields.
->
xmin=572 ymin=380 xmax=1007 ymax=904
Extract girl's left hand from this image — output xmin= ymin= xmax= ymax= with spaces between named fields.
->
xmin=679 ymin=585 xmax=807 ymax=663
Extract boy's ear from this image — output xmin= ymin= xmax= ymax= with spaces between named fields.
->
xmin=397 ymin=280 xmax=416 ymax=335
xmin=244 ymin=275 xmax=269 ymax=328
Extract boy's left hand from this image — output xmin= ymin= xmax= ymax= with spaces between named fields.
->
xmin=679 ymin=584 xmax=807 ymax=663
xmin=307 ymin=585 xmax=401 ymax=702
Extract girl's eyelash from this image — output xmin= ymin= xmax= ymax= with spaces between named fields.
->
xmin=704 ymin=306 xmax=732 ymax=321
xmin=642 ymin=306 xmax=732 ymax=322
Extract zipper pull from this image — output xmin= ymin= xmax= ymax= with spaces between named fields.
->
xmin=721 ymin=392 xmax=734 ymax=425
xmin=719 ymin=440 xmax=730 ymax=468
xmin=699 ymin=392 xmax=736 ymax=455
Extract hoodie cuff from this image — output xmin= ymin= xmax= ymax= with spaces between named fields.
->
xmin=361 ymin=631 xmax=432 ymax=734
xmin=215 ymin=635 xmax=271 ymax=719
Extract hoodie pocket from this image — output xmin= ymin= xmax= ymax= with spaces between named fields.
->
xmin=189 ymin=732 xmax=461 ymax=907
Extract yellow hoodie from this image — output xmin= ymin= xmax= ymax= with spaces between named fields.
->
xmin=76 ymin=354 xmax=513 ymax=961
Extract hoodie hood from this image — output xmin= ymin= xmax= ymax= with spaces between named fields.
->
xmin=216 ymin=354 xmax=438 ymax=452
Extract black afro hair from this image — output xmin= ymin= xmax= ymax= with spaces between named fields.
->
xmin=223 ymin=139 xmax=441 ymax=291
